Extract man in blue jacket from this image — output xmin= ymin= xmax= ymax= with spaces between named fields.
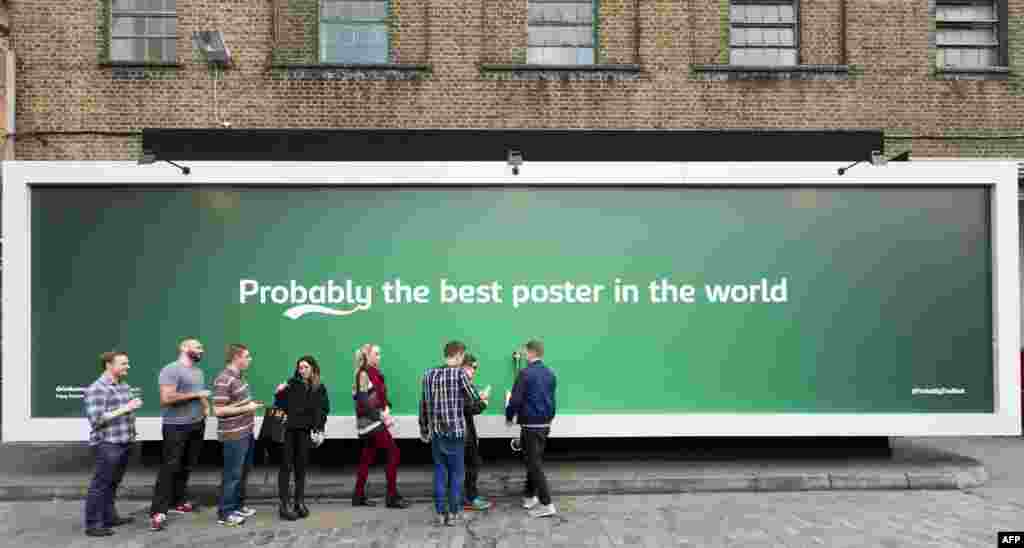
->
xmin=505 ymin=339 xmax=556 ymax=518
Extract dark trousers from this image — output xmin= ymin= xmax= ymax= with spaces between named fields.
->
xmin=464 ymin=436 xmax=482 ymax=502
xmin=150 ymin=421 xmax=205 ymax=515
xmin=84 ymin=442 xmax=131 ymax=529
xmin=278 ymin=429 xmax=311 ymax=504
xmin=521 ymin=427 xmax=551 ymax=505
xmin=355 ymin=428 xmax=400 ymax=498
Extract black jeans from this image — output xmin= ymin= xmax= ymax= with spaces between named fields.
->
xmin=278 ymin=429 xmax=311 ymax=504
xmin=150 ymin=421 xmax=205 ymax=515
xmin=84 ymin=442 xmax=131 ymax=529
xmin=521 ymin=427 xmax=551 ymax=505
xmin=464 ymin=436 xmax=482 ymax=502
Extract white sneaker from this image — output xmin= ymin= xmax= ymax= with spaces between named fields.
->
xmin=217 ymin=512 xmax=247 ymax=527
xmin=237 ymin=506 xmax=256 ymax=518
xmin=528 ymin=503 xmax=556 ymax=518
xmin=522 ymin=496 xmax=539 ymax=509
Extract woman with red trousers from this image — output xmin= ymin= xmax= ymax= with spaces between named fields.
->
xmin=352 ymin=344 xmax=410 ymax=509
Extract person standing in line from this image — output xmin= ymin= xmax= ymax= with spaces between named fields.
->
xmin=274 ymin=355 xmax=330 ymax=521
xmin=461 ymin=354 xmax=492 ymax=512
xmin=505 ymin=339 xmax=557 ymax=518
xmin=352 ymin=344 xmax=410 ymax=509
xmin=149 ymin=338 xmax=211 ymax=532
xmin=83 ymin=351 xmax=143 ymax=537
xmin=212 ymin=344 xmax=263 ymax=527
xmin=419 ymin=341 xmax=483 ymax=527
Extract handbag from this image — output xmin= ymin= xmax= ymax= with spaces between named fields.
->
xmin=259 ymin=407 xmax=288 ymax=444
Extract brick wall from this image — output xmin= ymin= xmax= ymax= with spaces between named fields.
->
xmin=9 ymin=0 xmax=1024 ymax=160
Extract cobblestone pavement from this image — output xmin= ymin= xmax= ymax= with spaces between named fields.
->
xmin=1 ymin=489 xmax=1021 ymax=548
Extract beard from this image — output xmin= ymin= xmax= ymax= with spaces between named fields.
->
xmin=188 ymin=351 xmax=203 ymax=363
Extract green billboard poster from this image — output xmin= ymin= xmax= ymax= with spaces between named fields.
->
xmin=30 ymin=184 xmax=994 ymax=423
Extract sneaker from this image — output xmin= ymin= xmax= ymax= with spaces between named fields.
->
xmin=522 ymin=496 xmax=539 ymax=509
xmin=447 ymin=512 xmax=462 ymax=527
xmin=528 ymin=503 xmax=557 ymax=518
xmin=217 ymin=513 xmax=246 ymax=527
xmin=236 ymin=506 xmax=256 ymax=518
xmin=434 ymin=513 xmax=447 ymax=527
xmin=464 ymin=497 xmax=491 ymax=511
xmin=149 ymin=513 xmax=167 ymax=531
xmin=170 ymin=502 xmax=195 ymax=514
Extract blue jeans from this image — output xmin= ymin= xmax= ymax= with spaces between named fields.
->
xmin=218 ymin=433 xmax=254 ymax=519
xmin=430 ymin=433 xmax=465 ymax=515
xmin=84 ymin=442 xmax=130 ymax=529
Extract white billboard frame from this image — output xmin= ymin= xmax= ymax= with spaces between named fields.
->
xmin=3 ymin=160 xmax=1019 ymax=441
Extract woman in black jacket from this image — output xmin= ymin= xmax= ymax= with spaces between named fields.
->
xmin=273 ymin=355 xmax=329 ymax=520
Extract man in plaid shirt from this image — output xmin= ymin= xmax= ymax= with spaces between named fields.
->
xmin=83 ymin=351 xmax=143 ymax=538
xmin=418 ymin=341 xmax=482 ymax=527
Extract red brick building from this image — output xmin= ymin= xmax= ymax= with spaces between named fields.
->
xmin=5 ymin=0 xmax=1024 ymax=161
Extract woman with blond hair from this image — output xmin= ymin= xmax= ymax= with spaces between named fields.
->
xmin=351 ymin=344 xmax=409 ymax=509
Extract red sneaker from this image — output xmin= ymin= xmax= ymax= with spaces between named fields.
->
xmin=170 ymin=502 xmax=194 ymax=514
xmin=149 ymin=513 xmax=167 ymax=531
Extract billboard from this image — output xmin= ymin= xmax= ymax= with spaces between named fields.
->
xmin=3 ymin=161 xmax=1019 ymax=441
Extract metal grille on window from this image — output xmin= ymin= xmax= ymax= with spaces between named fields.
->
xmin=935 ymin=0 xmax=999 ymax=69
xmin=110 ymin=0 xmax=177 ymax=63
xmin=729 ymin=0 xmax=797 ymax=66
xmin=321 ymin=0 xmax=389 ymax=64
xmin=527 ymin=0 xmax=595 ymax=65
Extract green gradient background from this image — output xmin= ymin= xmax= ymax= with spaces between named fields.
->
xmin=31 ymin=186 xmax=993 ymax=418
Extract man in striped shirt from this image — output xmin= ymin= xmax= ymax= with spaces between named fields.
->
xmin=212 ymin=344 xmax=263 ymax=527
xmin=418 ymin=341 xmax=482 ymax=527
xmin=83 ymin=351 xmax=142 ymax=537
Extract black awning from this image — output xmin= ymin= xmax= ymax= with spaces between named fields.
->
xmin=141 ymin=128 xmax=884 ymax=163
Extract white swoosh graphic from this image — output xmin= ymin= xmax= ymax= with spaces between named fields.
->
xmin=282 ymin=304 xmax=368 ymax=319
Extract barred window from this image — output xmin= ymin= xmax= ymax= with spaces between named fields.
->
xmin=729 ymin=0 xmax=798 ymax=66
xmin=935 ymin=0 xmax=1003 ymax=69
xmin=110 ymin=0 xmax=177 ymax=63
xmin=320 ymin=0 xmax=389 ymax=64
xmin=527 ymin=0 xmax=596 ymax=65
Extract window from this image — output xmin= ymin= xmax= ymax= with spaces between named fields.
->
xmin=729 ymin=0 xmax=798 ymax=66
xmin=527 ymin=0 xmax=596 ymax=65
xmin=110 ymin=0 xmax=177 ymax=63
xmin=320 ymin=0 xmax=389 ymax=64
xmin=935 ymin=0 xmax=1005 ymax=69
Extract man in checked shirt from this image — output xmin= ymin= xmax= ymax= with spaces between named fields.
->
xmin=83 ymin=351 xmax=143 ymax=538
xmin=419 ymin=340 xmax=483 ymax=527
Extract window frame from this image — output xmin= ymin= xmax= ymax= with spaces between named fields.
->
xmin=108 ymin=0 xmax=179 ymax=64
xmin=934 ymin=0 xmax=1008 ymax=70
xmin=318 ymin=0 xmax=391 ymax=65
xmin=728 ymin=0 xmax=800 ymax=67
xmin=526 ymin=0 xmax=600 ymax=66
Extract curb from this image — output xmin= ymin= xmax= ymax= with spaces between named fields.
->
xmin=0 ymin=466 xmax=988 ymax=502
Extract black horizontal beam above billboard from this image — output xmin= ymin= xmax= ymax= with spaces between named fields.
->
xmin=141 ymin=128 xmax=884 ymax=163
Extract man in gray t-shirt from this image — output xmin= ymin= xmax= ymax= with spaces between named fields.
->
xmin=159 ymin=361 xmax=206 ymax=425
xmin=149 ymin=338 xmax=210 ymax=531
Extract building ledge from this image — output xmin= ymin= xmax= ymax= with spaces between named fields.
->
xmin=100 ymin=62 xmax=183 ymax=81
xmin=479 ymin=64 xmax=643 ymax=81
xmin=270 ymin=63 xmax=432 ymax=81
xmin=100 ymin=62 xmax=183 ymax=68
xmin=690 ymin=64 xmax=851 ymax=81
xmin=934 ymin=67 xmax=1010 ymax=81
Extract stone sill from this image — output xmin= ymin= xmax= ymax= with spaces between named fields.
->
xmin=270 ymin=63 xmax=432 ymax=81
xmin=690 ymin=64 xmax=851 ymax=81
xmin=934 ymin=67 xmax=1010 ymax=80
xmin=100 ymin=62 xmax=183 ymax=68
xmin=479 ymin=64 xmax=642 ymax=81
